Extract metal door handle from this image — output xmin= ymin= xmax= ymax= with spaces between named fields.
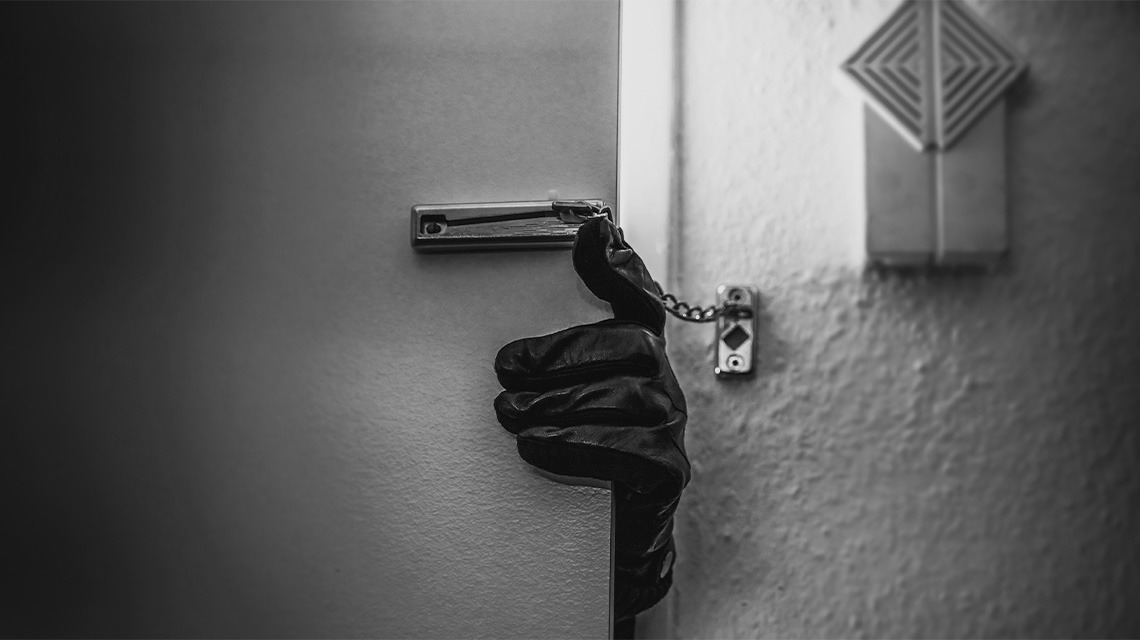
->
xmin=410 ymin=199 xmax=613 ymax=252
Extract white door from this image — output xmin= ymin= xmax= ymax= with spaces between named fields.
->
xmin=4 ymin=2 xmax=618 ymax=637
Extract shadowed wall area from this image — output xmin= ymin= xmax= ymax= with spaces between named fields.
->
xmin=668 ymin=0 xmax=1140 ymax=636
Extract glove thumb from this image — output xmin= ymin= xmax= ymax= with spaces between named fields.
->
xmin=573 ymin=217 xmax=666 ymax=336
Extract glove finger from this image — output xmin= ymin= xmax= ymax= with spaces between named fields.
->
xmin=513 ymin=422 xmax=689 ymax=495
xmin=573 ymin=218 xmax=666 ymax=336
xmin=494 ymin=375 xmax=672 ymax=434
xmin=495 ymin=320 xmax=664 ymax=392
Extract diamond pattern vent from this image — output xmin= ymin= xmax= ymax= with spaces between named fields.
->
xmin=842 ymin=0 xmax=1025 ymax=150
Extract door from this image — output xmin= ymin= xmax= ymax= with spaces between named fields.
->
xmin=3 ymin=2 xmax=618 ymax=637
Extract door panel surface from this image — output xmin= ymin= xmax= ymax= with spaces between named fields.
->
xmin=3 ymin=2 xmax=618 ymax=637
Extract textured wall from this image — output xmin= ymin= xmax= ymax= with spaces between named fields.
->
xmin=669 ymin=1 xmax=1140 ymax=637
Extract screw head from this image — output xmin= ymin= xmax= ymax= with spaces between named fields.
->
xmin=726 ymin=354 xmax=745 ymax=371
xmin=425 ymin=222 xmax=443 ymax=234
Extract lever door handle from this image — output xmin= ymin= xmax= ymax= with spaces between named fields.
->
xmin=410 ymin=199 xmax=613 ymax=252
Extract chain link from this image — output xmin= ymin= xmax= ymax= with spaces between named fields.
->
xmin=657 ymin=287 xmax=734 ymax=323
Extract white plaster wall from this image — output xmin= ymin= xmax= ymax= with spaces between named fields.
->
xmin=670 ymin=1 xmax=1140 ymax=636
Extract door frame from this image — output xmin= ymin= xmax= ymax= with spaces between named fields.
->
xmin=618 ymin=0 xmax=679 ymax=294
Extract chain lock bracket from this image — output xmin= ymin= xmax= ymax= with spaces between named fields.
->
xmin=713 ymin=285 xmax=758 ymax=376
xmin=659 ymin=285 xmax=758 ymax=376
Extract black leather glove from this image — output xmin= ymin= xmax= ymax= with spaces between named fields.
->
xmin=494 ymin=217 xmax=690 ymax=621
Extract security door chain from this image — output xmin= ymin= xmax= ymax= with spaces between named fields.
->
xmin=410 ymin=199 xmax=757 ymax=376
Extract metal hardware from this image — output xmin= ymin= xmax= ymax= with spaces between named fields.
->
xmin=551 ymin=200 xmax=613 ymax=224
xmin=411 ymin=199 xmax=613 ymax=252
xmin=713 ymin=285 xmax=758 ymax=377
xmin=658 ymin=288 xmax=735 ymax=323
xmin=411 ymin=205 xmax=759 ymax=377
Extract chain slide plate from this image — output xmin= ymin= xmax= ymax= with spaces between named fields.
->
xmin=714 ymin=285 xmax=758 ymax=377
xmin=410 ymin=199 xmax=612 ymax=252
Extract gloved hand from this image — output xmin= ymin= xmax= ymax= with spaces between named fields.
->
xmin=494 ymin=217 xmax=690 ymax=621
